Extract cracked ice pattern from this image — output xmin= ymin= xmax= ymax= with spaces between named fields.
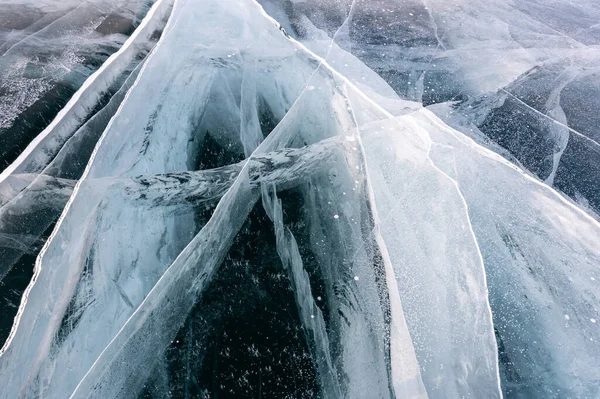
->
xmin=0 ymin=0 xmax=598 ymax=398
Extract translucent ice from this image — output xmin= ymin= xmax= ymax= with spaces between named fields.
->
xmin=0 ymin=0 xmax=598 ymax=398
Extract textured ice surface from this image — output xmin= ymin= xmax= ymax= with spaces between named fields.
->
xmin=0 ymin=0 xmax=598 ymax=398
xmin=0 ymin=0 xmax=160 ymax=169
xmin=421 ymin=111 xmax=600 ymax=398
xmin=267 ymin=0 xmax=600 ymax=215
xmin=0 ymin=0 xmax=170 ymax=345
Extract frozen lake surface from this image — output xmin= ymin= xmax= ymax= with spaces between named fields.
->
xmin=0 ymin=0 xmax=599 ymax=397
